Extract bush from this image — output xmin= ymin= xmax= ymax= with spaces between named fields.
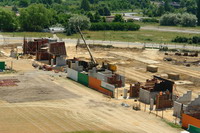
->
xmin=90 ymin=22 xmax=140 ymax=31
xmin=142 ymin=18 xmax=159 ymax=23
xmin=172 ymin=36 xmax=200 ymax=44
xmin=172 ymin=36 xmax=189 ymax=43
xmin=160 ymin=13 xmax=197 ymax=27
xmin=180 ymin=13 xmax=197 ymax=27
xmin=160 ymin=13 xmax=181 ymax=26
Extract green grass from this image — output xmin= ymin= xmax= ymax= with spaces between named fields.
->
xmin=57 ymin=29 xmax=198 ymax=45
xmin=0 ymin=32 xmax=53 ymax=38
xmin=1 ymin=28 xmax=200 ymax=45
xmin=162 ymin=119 xmax=182 ymax=129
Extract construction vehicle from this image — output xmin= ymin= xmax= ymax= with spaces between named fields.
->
xmin=102 ymin=62 xmax=117 ymax=72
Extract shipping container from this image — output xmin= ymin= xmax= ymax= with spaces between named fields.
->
xmin=101 ymin=81 xmax=115 ymax=91
xmin=78 ymin=72 xmax=89 ymax=86
xmin=67 ymin=68 xmax=78 ymax=81
xmin=182 ymin=114 xmax=200 ymax=129
xmin=0 ymin=62 xmax=5 ymax=70
xmin=89 ymin=76 xmax=113 ymax=97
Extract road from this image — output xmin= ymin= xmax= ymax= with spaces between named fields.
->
xmin=0 ymin=34 xmax=200 ymax=50
xmin=141 ymin=26 xmax=200 ymax=34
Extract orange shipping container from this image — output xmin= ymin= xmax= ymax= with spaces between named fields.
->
xmin=89 ymin=76 xmax=113 ymax=97
xmin=182 ymin=114 xmax=200 ymax=129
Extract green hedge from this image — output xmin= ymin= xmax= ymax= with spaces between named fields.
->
xmin=172 ymin=36 xmax=200 ymax=44
xmin=90 ymin=22 xmax=140 ymax=31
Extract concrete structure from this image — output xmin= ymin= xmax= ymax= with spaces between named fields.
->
xmin=184 ymin=95 xmax=200 ymax=114
xmin=173 ymin=91 xmax=192 ymax=118
xmin=56 ymin=57 xmax=66 ymax=66
xmin=147 ymin=65 xmax=158 ymax=73
xmin=139 ymin=88 xmax=159 ymax=104
xmin=168 ymin=73 xmax=180 ymax=80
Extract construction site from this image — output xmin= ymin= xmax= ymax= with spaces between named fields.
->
xmin=0 ymin=30 xmax=200 ymax=133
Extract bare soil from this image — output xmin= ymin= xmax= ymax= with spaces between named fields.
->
xmin=0 ymin=45 xmax=199 ymax=133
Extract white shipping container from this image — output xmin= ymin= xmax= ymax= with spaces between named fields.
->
xmin=101 ymin=81 xmax=115 ymax=92
xmin=67 ymin=67 xmax=78 ymax=81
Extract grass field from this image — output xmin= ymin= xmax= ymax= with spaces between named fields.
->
xmin=57 ymin=30 xmax=198 ymax=44
xmin=1 ymin=28 xmax=199 ymax=45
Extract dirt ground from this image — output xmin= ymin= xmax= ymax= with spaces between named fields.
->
xmin=1 ymin=45 xmax=200 ymax=133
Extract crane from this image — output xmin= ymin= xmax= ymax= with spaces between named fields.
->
xmin=77 ymin=26 xmax=98 ymax=68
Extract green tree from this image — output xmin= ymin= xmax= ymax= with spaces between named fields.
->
xmin=54 ymin=0 xmax=62 ymax=4
xmin=0 ymin=9 xmax=18 ymax=31
xmin=18 ymin=0 xmax=29 ymax=7
xmin=157 ymin=5 xmax=165 ymax=16
xmin=113 ymin=14 xmax=124 ymax=22
xmin=80 ymin=0 xmax=90 ymax=11
xmin=66 ymin=15 xmax=91 ymax=35
xmin=12 ymin=5 xmax=18 ymax=12
xmin=103 ymin=6 xmax=110 ymax=16
xmin=197 ymin=0 xmax=200 ymax=25
xmin=19 ymin=4 xmax=53 ymax=31
xmin=86 ymin=12 xmax=94 ymax=22
xmin=164 ymin=0 xmax=172 ymax=12
xmin=38 ymin=0 xmax=53 ymax=5
xmin=93 ymin=12 xmax=101 ymax=22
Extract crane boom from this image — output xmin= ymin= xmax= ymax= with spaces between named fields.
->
xmin=77 ymin=26 xmax=97 ymax=66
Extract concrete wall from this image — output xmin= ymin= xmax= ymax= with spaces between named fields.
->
xmin=188 ymin=95 xmax=200 ymax=107
xmin=56 ymin=57 xmax=66 ymax=66
xmin=176 ymin=91 xmax=192 ymax=103
xmin=139 ymin=88 xmax=158 ymax=104
xmin=173 ymin=101 xmax=183 ymax=118
xmin=173 ymin=91 xmax=192 ymax=118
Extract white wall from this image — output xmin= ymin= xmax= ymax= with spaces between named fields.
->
xmin=67 ymin=67 xmax=78 ymax=81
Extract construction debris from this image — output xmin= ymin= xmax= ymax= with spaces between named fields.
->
xmin=0 ymin=79 xmax=20 ymax=87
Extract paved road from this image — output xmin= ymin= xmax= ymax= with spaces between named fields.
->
xmin=0 ymin=35 xmax=200 ymax=50
xmin=141 ymin=26 xmax=200 ymax=34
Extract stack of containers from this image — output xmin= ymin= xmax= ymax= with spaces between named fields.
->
xmin=89 ymin=76 xmax=114 ymax=97
xmin=78 ymin=72 xmax=89 ymax=86
xmin=67 ymin=60 xmax=126 ymax=97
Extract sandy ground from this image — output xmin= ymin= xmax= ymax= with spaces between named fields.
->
xmin=0 ymin=71 xmax=180 ymax=133
xmin=1 ymin=45 xmax=200 ymax=133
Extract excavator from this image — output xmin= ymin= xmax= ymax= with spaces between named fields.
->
xmin=77 ymin=26 xmax=117 ymax=72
